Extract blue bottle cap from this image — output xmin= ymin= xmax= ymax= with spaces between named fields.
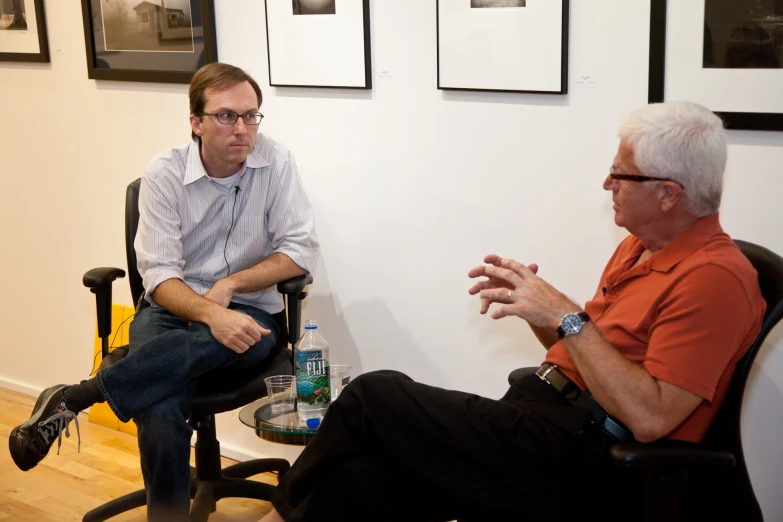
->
xmin=306 ymin=417 xmax=321 ymax=429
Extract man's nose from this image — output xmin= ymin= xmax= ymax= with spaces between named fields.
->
xmin=234 ymin=119 xmax=247 ymax=135
xmin=603 ymin=174 xmax=616 ymax=191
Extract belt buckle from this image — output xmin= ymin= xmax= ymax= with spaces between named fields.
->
xmin=536 ymin=364 xmax=579 ymax=401
xmin=536 ymin=364 xmax=556 ymax=383
xmin=536 ymin=364 xmax=561 ymax=392
xmin=602 ymin=415 xmax=634 ymax=442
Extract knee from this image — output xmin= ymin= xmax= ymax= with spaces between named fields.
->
xmin=351 ymin=370 xmax=410 ymax=387
xmin=129 ymin=307 xmax=187 ymax=347
xmin=338 ymin=370 xmax=411 ymax=404
xmin=135 ymin=397 xmax=192 ymax=438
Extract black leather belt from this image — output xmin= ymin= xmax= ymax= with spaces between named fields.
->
xmin=535 ymin=363 xmax=580 ymax=400
xmin=535 ymin=363 xmax=633 ymax=443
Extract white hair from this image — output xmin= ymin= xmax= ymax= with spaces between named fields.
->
xmin=618 ymin=101 xmax=727 ymax=217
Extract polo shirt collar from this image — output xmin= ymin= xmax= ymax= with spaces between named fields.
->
xmin=649 ymin=212 xmax=723 ymax=273
xmin=184 ymin=137 xmax=271 ymax=186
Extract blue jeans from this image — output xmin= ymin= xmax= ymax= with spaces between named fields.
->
xmin=96 ymin=302 xmax=279 ymax=521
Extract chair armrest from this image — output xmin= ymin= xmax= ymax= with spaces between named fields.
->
xmin=277 ymin=273 xmax=313 ymax=348
xmin=83 ymin=267 xmax=126 ymax=289
xmin=610 ymin=441 xmax=736 ymax=470
xmin=277 ymin=273 xmax=313 ymax=295
xmin=83 ymin=267 xmax=126 ymax=348
xmin=508 ymin=366 xmax=539 ymax=385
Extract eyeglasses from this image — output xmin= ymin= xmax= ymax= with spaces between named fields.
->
xmin=610 ymin=173 xmax=673 ymax=183
xmin=609 ymin=166 xmax=684 ymax=188
xmin=199 ymin=111 xmax=264 ymax=126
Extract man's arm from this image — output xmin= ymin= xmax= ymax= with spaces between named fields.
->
xmin=528 ymin=324 xmax=560 ymax=351
xmin=470 ymin=256 xmax=706 ymax=442
xmin=152 ymin=278 xmax=269 ymax=354
xmin=204 ymin=252 xmax=306 ymax=308
xmin=560 ymin=325 xmax=702 ymax=442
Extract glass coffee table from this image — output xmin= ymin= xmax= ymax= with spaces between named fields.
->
xmin=238 ymin=397 xmax=319 ymax=446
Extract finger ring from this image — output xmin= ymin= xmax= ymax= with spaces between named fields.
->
xmin=507 ymin=290 xmax=512 ymax=299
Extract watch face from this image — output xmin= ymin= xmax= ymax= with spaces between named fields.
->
xmin=562 ymin=314 xmax=583 ymax=335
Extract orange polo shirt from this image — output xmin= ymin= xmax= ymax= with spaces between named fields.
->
xmin=544 ymin=213 xmax=765 ymax=443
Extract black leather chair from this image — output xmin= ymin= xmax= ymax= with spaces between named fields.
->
xmin=507 ymin=239 xmax=783 ymax=522
xmin=81 ymin=178 xmax=312 ymax=522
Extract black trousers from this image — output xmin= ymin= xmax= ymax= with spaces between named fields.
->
xmin=271 ymin=370 xmax=639 ymax=522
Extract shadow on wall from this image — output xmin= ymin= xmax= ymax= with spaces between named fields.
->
xmin=742 ymin=317 xmax=783 ymax=521
xmin=301 ymin=285 xmax=446 ymax=385
xmin=466 ymin=293 xmax=540 ymax=364
xmin=300 ymin=292 xmax=363 ymax=371
xmin=303 ymin=292 xmax=446 ymax=385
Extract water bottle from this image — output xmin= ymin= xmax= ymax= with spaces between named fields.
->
xmin=296 ymin=319 xmax=331 ymax=422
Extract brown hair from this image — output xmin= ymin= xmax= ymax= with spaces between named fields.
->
xmin=189 ymin=63 xmax=263 ymax=141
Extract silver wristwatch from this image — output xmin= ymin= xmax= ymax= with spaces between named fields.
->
xmin=556 ymin=312 xmax=590 ymax=339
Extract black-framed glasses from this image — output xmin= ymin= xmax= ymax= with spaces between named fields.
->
xmin=199 ymin=111 xmax=264 ymax=125
xmin=609 ymin=166 xmax=684 ymax=188
xmin=610 ymin=173 xmax=673 ymax=183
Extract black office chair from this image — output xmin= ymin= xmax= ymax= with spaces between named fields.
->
xmin=507 ymin=239 xmax=783 ymax=522
xmin=80 ymin=178 xmax=312 ymax=522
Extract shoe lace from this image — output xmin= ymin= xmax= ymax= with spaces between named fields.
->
xmin=37 ymin=402 xmax=80 ymax=455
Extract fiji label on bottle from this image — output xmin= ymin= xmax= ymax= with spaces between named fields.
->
xmin=295 ymin=350 xmax=331 ymax=406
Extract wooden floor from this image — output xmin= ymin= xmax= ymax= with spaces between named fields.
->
xmin=0 ymin=387 xmax=274 ymax=521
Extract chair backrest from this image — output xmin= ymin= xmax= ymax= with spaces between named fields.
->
xmin=698 ymin=240 xmax=783 ymax=520
xmin=125 ymin=179 xmax=145 ymax=307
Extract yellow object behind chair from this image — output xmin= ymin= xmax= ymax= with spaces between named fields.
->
xmin=88 ymin=303 xmax=138 ymax=436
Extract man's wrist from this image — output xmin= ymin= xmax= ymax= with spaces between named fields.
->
xmin=220 ymin=274 xmax=242 ymax=294
xmin=555 ymin=308 xmax=588 ymax=338
xmin=552 ymin=305 xmax=583 ymax=331
xmin=200 ymin=301 xmax=228 ymax=327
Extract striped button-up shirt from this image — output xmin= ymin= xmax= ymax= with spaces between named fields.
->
xmin=135 ymin=133 xmax=318 ymax=314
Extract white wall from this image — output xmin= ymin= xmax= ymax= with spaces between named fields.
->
xmin=1 ymin=0 xmax=782 ymax=516
xmin=743 ymin=317 xmax=783 ymax=520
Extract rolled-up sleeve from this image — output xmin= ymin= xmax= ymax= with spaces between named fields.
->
xmin=265 ymin=149 xmax=319 ymax=272
xmin=135 ymin=170 xmax=186 ymax=303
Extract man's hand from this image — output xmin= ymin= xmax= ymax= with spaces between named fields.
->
xmin=204 ymin=278 xmax=236 ymax=308
xmin=468 ymin=254 xmax=580 ymax=330
xmin=468 ymin=255 xmax=538 ymax=315
xmin=206 ymin=308 xmax=271 ymax=354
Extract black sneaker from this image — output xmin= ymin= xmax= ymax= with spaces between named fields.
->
xmin=8 ymin=384 xmax=81 ymax=471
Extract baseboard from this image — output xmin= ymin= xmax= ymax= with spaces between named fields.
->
xmin=0 ymin=375 xmax=44 ymax=398
xmin=0 ymin=377 xmax=91 ymax=414
xmin=217 ymin=440 xmax=270 ymax=462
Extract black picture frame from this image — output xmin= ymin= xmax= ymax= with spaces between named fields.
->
xmin=436 ymin=0 xmax=569 ymax=95
xmin=80 ymin=0 xmax=217 ymax=84
xmin=649 ymin=0 xmax=783 ymax=132
xmin=0 ymin=0 xmax=50 ymax=63
xmin=264 ymin=0 xmax=372 ymax=89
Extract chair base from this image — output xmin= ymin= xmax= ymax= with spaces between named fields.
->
xmin=82 ymin=459 xmax=290 ymax=521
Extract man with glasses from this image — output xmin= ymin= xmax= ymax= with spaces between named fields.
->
xmin=9 ymin=63 xmax=318 ymax=521
xmin=259 ymin=101 xmax=765 ymax=522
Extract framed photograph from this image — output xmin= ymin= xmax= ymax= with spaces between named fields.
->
xmin=436 ymin=0 xmax=569 ymax=94
xmin=649 ymin=0 xmax=783 ymax=131
xmin=80 ymin=0 xmax=218 ymax=84
xmin=0 ymin=0 xmax=49 ymax=63
xmin=264 ymin=0 xmax=372 ymax=89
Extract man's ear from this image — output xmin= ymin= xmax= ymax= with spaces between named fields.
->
xmin=660 ymin=182 xmax=684 ymax=212
xmin=190 ymin=114 xmax=203 ymax=138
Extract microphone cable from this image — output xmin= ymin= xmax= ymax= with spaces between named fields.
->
xmin=223 ymin=185 xmax=240 ymax=277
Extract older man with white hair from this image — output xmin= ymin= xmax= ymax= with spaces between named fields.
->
xmin=259 ymin=101 xmax=766 ymax=522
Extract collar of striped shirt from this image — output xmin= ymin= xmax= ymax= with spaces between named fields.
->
xmin=183 ymin=135 xmax=272 ymax=186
